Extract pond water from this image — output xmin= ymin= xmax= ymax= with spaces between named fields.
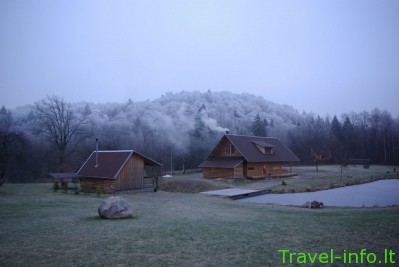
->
xmin=237 ymin=179 xmax=399 ymax=207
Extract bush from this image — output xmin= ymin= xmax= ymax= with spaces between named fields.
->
xmin=95 ymin=185 xmax=102 ymax=197
xmin=53 ymin=181 xmax=60 ymax=192
xmin=62 ymin=181 xmax=68 ymax=193
xmin=73 ymin=183 xmax=80 ymax=194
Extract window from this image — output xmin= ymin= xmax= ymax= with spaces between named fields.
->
xmin=255 ymin=144 xmax=273 ymax=154
xmin=225 ymin=144 xmax=235 ymax=154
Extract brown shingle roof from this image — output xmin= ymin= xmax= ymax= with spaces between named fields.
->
xmin=225 ymin=134 xmax=300 ymax=162
xmin=76 ymin=150 xmax=161 ymax=179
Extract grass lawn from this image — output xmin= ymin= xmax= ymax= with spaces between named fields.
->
xmin=1 ymin=181 xmax=399 ymax=266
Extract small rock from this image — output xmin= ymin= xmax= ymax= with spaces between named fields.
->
xmin=98 ymin=196 xmax=133 ymax=219
xmin=310 ymin=201 xmax=324 ymax=208
xmin=302 ymin=201 xmax=324 ymax=208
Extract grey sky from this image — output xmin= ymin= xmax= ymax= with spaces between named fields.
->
xmin=1 ymin=0 xmax=398 ymax=116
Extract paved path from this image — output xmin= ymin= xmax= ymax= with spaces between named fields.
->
xmin=200 ymin=188 xmax=261 ymax=198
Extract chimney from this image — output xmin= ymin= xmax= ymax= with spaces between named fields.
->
xmin=95 ymin=137 xmax=99 ymax=167
xmin=225 ymin=130 xmax=229 ymax=135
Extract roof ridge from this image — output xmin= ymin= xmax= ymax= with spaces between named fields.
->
xmin=226 ymin=133 xmax=279 ymax=140
xmin=93 ymin=150 xmax=134 ymax=153
xmin=113 ymin=151 xmax=134 ymax=178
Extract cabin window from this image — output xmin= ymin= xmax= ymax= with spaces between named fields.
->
xmin=255 ymin=144 xmax=273 ymax=154
xmin=225 ymin=144 xmax=235 ymax=154
xmin=265 ymin=147 xmax=273 ymax=154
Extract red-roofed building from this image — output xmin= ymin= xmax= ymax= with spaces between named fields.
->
xmin=77 ymin=150 xmax=161 ymax=193
xmin=199 ymin=134 xmax=299 ymax=179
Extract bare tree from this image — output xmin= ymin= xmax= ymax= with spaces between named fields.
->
xmin=0 ymin=106 xmax=25 ymax=185
xmin=32 ymin=96 xmax=91 ymax=171
xmin=310 ymin=148 xmax=331 ymax=172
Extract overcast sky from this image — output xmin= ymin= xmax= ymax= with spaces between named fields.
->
xmin=1 ymin=0 xmax=398 ymax=116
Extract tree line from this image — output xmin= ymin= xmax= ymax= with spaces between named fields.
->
xmin=288 ymin=110 xmax=399 ymax=165
xmin=1 ymin=92 xmax=398 ymax=183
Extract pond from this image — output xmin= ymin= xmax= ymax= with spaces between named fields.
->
xmin=237 ymin=179 xmax=399 ymax=207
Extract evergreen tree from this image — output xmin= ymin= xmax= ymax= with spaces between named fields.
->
xmin=342 ymin=116 xmax=355 ymax=159
xmin=251 ymin=113 xmax=267 ymax=137
xmin=0 ymin=107 xmax=26 ymax=185
xmin=331 ymin=116 xmax=342 ymax=141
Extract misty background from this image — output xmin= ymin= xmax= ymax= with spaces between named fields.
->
xmin=1 ymin=1 xmax=399 ymax=182
xmin=1 ymin=91 xmax=398 ymax=183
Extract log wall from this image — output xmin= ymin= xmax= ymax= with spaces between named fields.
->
xmin=203 ymin=168 xmax=234 ymax=178
xmin=203 ymin=163 xmax=244 ymax=179
xmin=80 ymin=178 xmax=116 ymax=194
xmin=203 ymin=162 xmax=284 ymax=179
xmin=246 ymin=162 xmax=283 ymax=178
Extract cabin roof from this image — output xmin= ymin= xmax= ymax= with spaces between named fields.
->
xmin=225 ymin=134 xmax=300 ymax=162
xmin=76 ymin=150 xmax=161 ymax=179
xmin=202 ymin=134 xmax=300 ymax=165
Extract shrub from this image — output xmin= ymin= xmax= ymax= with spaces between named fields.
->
xmin=53 ymin=181 xmax=60 ymax=192
xmin=62 ymin=181 xmax=68 ymax=193
xmin=73 ymin=184 xmax=80 ymax=194
xmin=95 ymin=185 xmax=102 ymax=197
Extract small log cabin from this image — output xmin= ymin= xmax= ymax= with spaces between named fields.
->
xmin=76 ymin=150 xmax=161 ymax=193
xmin=199 ymin=134 xmax=300 ymax=179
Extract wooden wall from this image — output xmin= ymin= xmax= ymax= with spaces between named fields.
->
xmin=80 ymin=178 xmax=115 ymax=194
xmin=203 ymin=163 xmax=244 ymax=179
xmin=246 ymin=162 xmax=283 ymax=178
xmin=212 ymin=138 xmax=242 ymax=157
xmin=115 ymin=154 xmax=144 ymax=190
xmin=234 ymin=163 xmax=243 ymax=178
xmin=203 ymin=162 xmax=284 ymax=179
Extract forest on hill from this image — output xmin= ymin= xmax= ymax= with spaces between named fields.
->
xmin=1 ymin=90 xmax=398 ymax=183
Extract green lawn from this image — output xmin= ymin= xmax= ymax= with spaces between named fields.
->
xmin=1 ymin=182 xmax=399 ymax=266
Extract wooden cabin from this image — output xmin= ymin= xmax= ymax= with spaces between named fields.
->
xmin=199 ymin=134 xmax=300 ymax=179
xmin=76 ymin=150 xmax=161 ymax=193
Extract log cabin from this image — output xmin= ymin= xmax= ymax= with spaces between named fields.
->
xmin=199 ymin=134 xmax=299 ymax=179
xmin=77 ymin=150 xmax=161 ymax=193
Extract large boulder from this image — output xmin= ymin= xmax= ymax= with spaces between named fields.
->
xmin=98 ymin=196 xmax=133 ymax=219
